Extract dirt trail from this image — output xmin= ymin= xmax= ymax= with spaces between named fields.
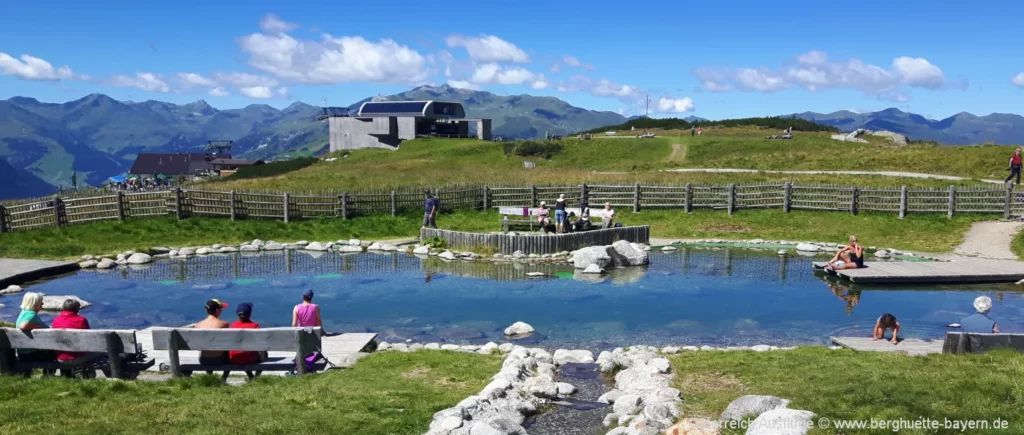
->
xmin=667 ymin=144 xmax=687 ymax=163
xmin=954 ymin=221 xmax=1024 ymax=260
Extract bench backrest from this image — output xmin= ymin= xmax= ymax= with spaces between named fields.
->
xmin=150 ymin=327 xmax=322 ymax=352
xmin=498 ymin=206 xmax=602 ymax=220
xmin=943 ymin=332 xmax=1024 ymax=354
xmin=0 ymin=328 xmax=141 ymax=353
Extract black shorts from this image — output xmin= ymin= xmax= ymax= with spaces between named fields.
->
xmin=199 ymin=354 xmax=229 ymax=365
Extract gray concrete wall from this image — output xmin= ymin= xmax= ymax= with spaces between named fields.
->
xmin=396 ymin=117 xmax=417 ymax=140
xmin=477 ymin=119 xmax=492 ymax=140
xmin=329 ymin=117 xmax=401 ymax=151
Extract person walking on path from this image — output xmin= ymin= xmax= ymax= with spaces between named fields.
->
xmin=292 ymin=289 xmax=323 ymax=328
xmin=959 ymin=296 xmax=999 ymax=333
xmin=423 ymin=190 xmax=438 ymax=229
xmin=1006 ymin=148 xmax=1022 ymax=187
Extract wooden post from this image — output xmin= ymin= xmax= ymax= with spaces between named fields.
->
xmin=898 ymin=186 xmax=908 ymax=219
xmin=229 ymin=190 xmax=236 ymax=221
xmin=0 ymin=204 xmax=7 ymax=233
xmin=530 ymin=185 xmax=537 ymax=207
xmin=633 ymin=183 xmax=640 ymax=213
xmin=174 ymin=188 xmax=183 ymax=220
xmin=283 ymin=193 xmax=290 ymax=223
xmin=684 ymin=183 xmax=692 ymax=213
xmin=727 ymin=183 xmax=736 ymax=216
xmin=390 ymin=191 xmax=397 ymax=217
xmin=53 ymin=197 xmax=64 ymax=228
xmin=783 ymin=182 xmax=792 ymax=213
xmin=116 ymin=191 xmax=125 ymax=221
xmin=1004 ymin=185 xmax=1013 ymax=220
xmin=295 ymin=334 xmax=308 ymax=375
xmin=580 ymin=183 xmax=588 ymax=204
xmin=850 ymin=187 xmax=859 ymax=216
xmin=483 ymin=185 xmax=490 ymax=211
xmin=947 ymin=185 xmax=955 ymax=219
xmin=341 ymin=193 xmax=348 ymax=220
xmin=167 ymin=331 xmax=181 ymax=378
xmin=105 ymin=332 xmax=124 ymax=379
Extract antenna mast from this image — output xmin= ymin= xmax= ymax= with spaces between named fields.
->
xmin=645 ymin=94 xmax=651 ymax=118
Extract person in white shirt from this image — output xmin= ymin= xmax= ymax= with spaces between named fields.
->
xmin=601 ymin=203 xmax=616 ymax=228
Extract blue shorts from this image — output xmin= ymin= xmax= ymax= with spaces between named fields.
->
xmin=555 ymin=210 xmax=567 ymax=224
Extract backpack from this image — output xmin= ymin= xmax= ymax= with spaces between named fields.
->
xmin=295 ymin=351 xmax=324 ymax=373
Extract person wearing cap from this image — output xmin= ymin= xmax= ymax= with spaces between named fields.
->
xmin=196 ymin=299 xmax=230 ymax=367
xmin=230 ymin=302 xmax=266 ymax=379
xmin=959 ymin=296 xmax=1000 ymax=333
xmin=423 ymin=190 xmax=438 ymax=229
xmin=292 ymin=289 xmax=322 ymax=328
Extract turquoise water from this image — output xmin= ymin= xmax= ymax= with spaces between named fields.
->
xmin=3 ymin=249 xmax=1020 ymax=348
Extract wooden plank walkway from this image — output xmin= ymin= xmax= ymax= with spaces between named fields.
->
xmin=136 ymin=328 xmax=377 ymax=372
xmin=812 ymin=259 xmax=1024 ymax=284
xmin=830 ymin=336 xmax=943 ymax=356
xmin=0 ymin=258 xmax=79 ymax=287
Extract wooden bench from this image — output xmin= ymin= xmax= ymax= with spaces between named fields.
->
xmin=151 ymin=327 xmax=326 ymax=379
xmin=499 ymin=206 xmax=603 ymax=232
xmin=942 ymin=332 xmax=1024 ymax=354
xmin=0 ymin=328 xmax=154 ymax=379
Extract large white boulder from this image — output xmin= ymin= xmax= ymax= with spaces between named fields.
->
xmin=720 ymin=395 xmax=791 ymax=422
xmin=609 ymin=240 xmax=649 ymax=267
xmin=41 ymin=295 xmax=91 ymax=311
xmin=96 ymin=258 xmax=117 ymax=269
xmin=1 ymin=285 xmax=24 ymax=295
xmin=571 ymin=246 xmax=611 ymax=269
xmin=553 ymin=349 xmax=595 ymax=365
xmin=503 ymin=321 xmax=535 ymax=337
xmin=126 ymin=253 xmax=152 ymax=264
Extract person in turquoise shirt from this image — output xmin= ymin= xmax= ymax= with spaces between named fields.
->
xmin=16 ymin=292 xmax=56 ymax=365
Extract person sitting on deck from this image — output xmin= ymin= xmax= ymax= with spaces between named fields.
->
xmin=292 ymin=289 xmax=323 ymax=328
xmin=229 ymin=302 xmax=267 ymax=379
xmin=824 ymin=235 xmax=864 ymax=270
xmin=873 ymin=313 xmax=900 ymax=344
xmin=958 ymin=296 xmax=1000 ymax=333
xmin=536 ymin=202 xmax=552 ymax=230
xmin=51 ymin=299 xmax=92 ymax=372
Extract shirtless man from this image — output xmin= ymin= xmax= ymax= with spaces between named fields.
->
xmin=196 ymin=299 xmax=230 ymax=368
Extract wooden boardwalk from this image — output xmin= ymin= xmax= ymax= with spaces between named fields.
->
xmin=136 ymin=328 xmax=377 ymax=371
xmin=830 ymin=336 xmax=944 ymax=356
xmin=0 ymin=258 xmax=79 ymax=287
xmin=812 ymin=259 xmax=1024 ymax=284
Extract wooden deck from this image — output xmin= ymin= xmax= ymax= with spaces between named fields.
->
xmin=812 ymin=259 xmax=1024 ymax=284
xmin=136 ymin=328 xmax=377 ymax=371
xmin=0 ymin=258 xmax=79 ymax=287
xmin=830 ymin=336 xmax=944 ymax=356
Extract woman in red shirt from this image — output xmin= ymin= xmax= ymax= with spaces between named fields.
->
xmin=229 ymin=302 xmax=266 ymax=379
xmin=51 ymin=299 xmax=91 ymax=361
xmin=1006 ymin=148 xmax=1022 ymax=186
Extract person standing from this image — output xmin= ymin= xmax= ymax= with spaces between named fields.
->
xmin=423 ymin=190 xmax=438 ymax=229
xmin=697 ymin=126 xmax=703 ymax=137
xmin=690 ymin=126 xmax=695 ymax=137
xmin=1006 ymin=148 xmax=1022 ymax=186
xmin=554 ymin=194 xmax=568 ymax=233
xmin=292 ymin=289 xmax=323 ymax=328
xmin=600 ymin=203 xmax=616 ymax=228
xmin=959 ymin=296 xmax=999 ymax=333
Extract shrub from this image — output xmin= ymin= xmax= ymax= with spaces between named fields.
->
xmin=503 ymin=140 xmax=564 ymax=159
xmin=218 ymin=157 xmax=318 ymax=181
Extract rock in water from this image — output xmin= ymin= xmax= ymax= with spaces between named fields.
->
xmin=126 ymin=253 xmax=152 ymax=264
xmin=263 ymin=242 xmax=284 ymax=251
xmin=304 ymin=242 xmax=328 ymax=251
xmin=96 ymin=258 xmax=117 ymax=269
xmin=42 ymin=295 xmax=91 ymax=311
xmin=720 ymin=395 xmax=791 ymax=422
xmin=196 ymin=247 xmax=214 ymax=255
xmin=504 ymin=321 xmax=535 ymax=336
xmin=525 ymin=272 xmax=545 ymax=277
xmin=609 ymin=240 xmax=649 ymax=267
xmin=1 ymin=285 xmax=24 ymax=295
xmin=412 ymin=245 xmax=430 ymax=255
xmin=78 ymin=260 xmax=98 ymax=269
xmin=582 ymin=264 xmax=604 ymax=274
xmin=438 ymin=251 xmax=458 ymax=261
xmin=571 ymin=246 xmax=611 ymax=269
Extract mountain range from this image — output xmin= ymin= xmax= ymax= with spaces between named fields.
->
xmin=3 ymin=84 xmax=1024 ymax=200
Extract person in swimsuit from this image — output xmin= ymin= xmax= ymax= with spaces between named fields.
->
xmin=536 ymin=202 xmax=551 ymax=231
xmin=825 ymin=235 xmax=864 ymax=270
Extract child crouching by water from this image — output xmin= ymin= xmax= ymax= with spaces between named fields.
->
xmin=873 ymin=313 xmax=900 ymax=344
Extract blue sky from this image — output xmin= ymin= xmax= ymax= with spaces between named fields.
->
xmin=2 ymin=0 xmax=1023 ymax=120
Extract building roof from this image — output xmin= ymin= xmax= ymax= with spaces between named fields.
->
xmin=356 ymin=101 xmax=465 ymax=118
xmin=209 ymin=158 xmax=264 ymax=166
xmin=129 ymin=153 xmax=230 ymax=175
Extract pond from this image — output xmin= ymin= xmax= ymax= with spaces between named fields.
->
xmin=2 ymin=249 xmax=1020 ymax=349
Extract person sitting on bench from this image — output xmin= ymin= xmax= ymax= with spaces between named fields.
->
xmin=537 ymin=202 xmax=552 ymax=230
xmin=51 ymin=298 xmax=92 ymax=374
xmin=230 ymin=302 xmax=267 ymax=379
xmin=959 ymin=296 xmax=1000 ymax=333
xmin=824 ymin=235 xmax=864 ymax=270
xmin=196 ymin=299 xmax=230 ymax=378
xmin=15 ymin=292 xmax=56 ymax=373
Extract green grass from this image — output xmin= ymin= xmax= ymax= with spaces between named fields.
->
xmin=0 ymin=208 xmax=986 ymax=260
xmin=210 ymin=157 xmax=318 ymax=181
xmin=0 ymin=350 xmax=501 ymax=435
xmin=670 ymin=348 xmax=1024 ymax=434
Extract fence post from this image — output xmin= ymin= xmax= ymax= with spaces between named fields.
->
xmin=1004 ymin=185 xmax=1013 ymax=220
xmin=116 ymin=191 xmax=125 ymax=221
xmin=581 ymin=183 xmax=588 ymax=204
xmin=0 ymin=204 xmax=7 ymax=233
xmin=531 ymin=185 xmax=537 ymax=207
xmin=947 ymin=185 xmax=955 ymax=219
xmin=633 ymin=183 xmax=640 ymax=213
xmin=850 ymin=187 xmax=859 ymax=216
xmin=174 ymin=188 xmax=183 ymax=220
xmin=898 ymin=186 xmax=908 ymax=219
xmin=727 ymin=183 xmax=736 ymax=216
xmin=684 ymin=183 xmax=692 ymax=213
xmin=283 ymin=193 xmax=290 ymax=223
xmin=53 ymin=197 xmax=65 ymax=228
xmin=229 ymin=190 xmax=236 ymax=221
xmin=391 ymin=191 xmax=397 ymax=217
xmin=483 ymin=185 xmax=490 ymax=211
xmin=783 ymin=182 xmax=792 ymax=213
xmin=341 ymin=193 xmax=348 ymax=220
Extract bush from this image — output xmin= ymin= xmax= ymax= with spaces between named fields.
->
xmin=502 ymin=140 xmax=564 ymax=159
xmin=218 ymin=157 xmax=318 ymax=181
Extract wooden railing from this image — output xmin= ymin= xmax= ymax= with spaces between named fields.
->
xmin=1 ymin=183 xmax=1021 ymax=233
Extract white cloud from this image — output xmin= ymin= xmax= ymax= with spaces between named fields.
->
xmin=447 ymin=80 xmax=481 ymax=91
xmin=562 ymin=55 xmax=595 ymax=71
xmin=591 ymin=78 xmax=639 ymax=97
xmin=892 ymin=57 xmax=945 ymax=89
xmin=445 ymin=34 xmax=529 ymax=63
xmin=239 ymin=30 xmax=428 ymax=84
xmin=530 ymin=75 xmax=549 ymax=90
xmin=735 ymin=68 xmax=787 ymax=92
xmin=239 ymin=86 xmax=274 ymax=99
xmin=797 ymin=50 xmax=828 ymax=65
xmin=556 ymin=75 xmax=645 ymax=103
xmin=1013 ymin=72 xmax=1024 ymax=87
xmin=259 ymin=13 xmax=298 ymax=33
xmin=212 ymin=72 xmax=278 ymax=88
xmin=108 ymin=72 xmax=170 ymax=93
xmin=470 ymin=63 xmax=535 ymax=85
xmin=0 ymin=52 xmax=84 ymax=81
xmin=175 ymin=72 xmax=217 ymax=88
xmin=208 ymin=87 xmax=230 ymax=97
xmin=276 ymin=87 xmax=288 ymax=97
xmin=657 ymin=97 xmax=695 ymax=113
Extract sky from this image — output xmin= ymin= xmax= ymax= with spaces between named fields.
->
xmin=2 ymin=0 xmax=1024 ymax=120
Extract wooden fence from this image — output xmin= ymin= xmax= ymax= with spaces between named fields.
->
xmin=1 ymin=183 xmax=1022 ymax=233
xmin=420 ymin=226 xmax=651 ymax=254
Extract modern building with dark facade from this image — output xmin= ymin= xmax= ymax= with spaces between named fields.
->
xmin=129 ymin=153 xmax=229 ymax=177
xmin=327 ymin=101 xmax=492 ymax=152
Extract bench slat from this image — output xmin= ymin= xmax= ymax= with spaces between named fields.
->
xmin=150 ymin=327 xmax=322 ymax=351
xmin=168 ymin=356 xmax=325 ymax=372
xmin=0 ymin=328 xmax=140 ymax=353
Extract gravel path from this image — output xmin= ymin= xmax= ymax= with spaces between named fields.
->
xmin=664 ymin=168 xmax=1003 ymax=184
xmin=954 ymin=221 xmax=1024 ymax=260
